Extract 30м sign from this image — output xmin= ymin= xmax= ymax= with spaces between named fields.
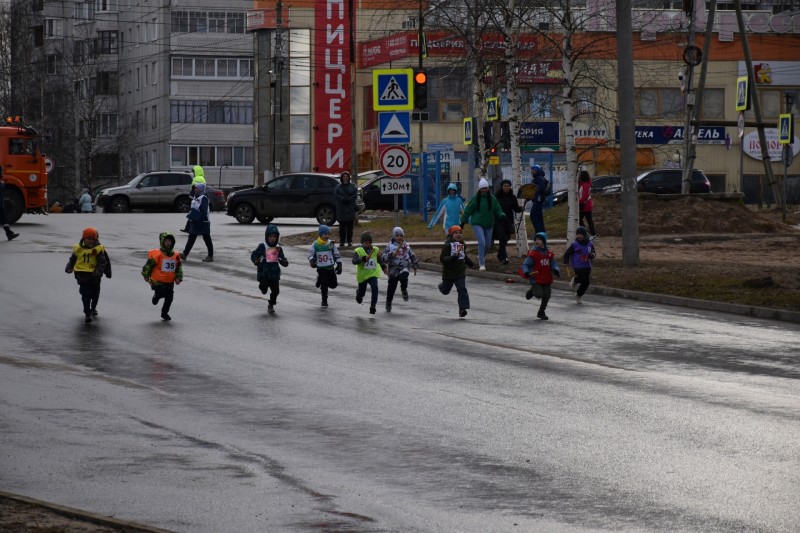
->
xmin=615 ymin=126 xmax=726 ymax=145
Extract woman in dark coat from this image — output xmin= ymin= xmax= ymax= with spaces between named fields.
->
xmin=334 ymin=171 xmax=358 ymax=247
xmin=180 ymin=183 xmax=214 ymax=262
xmin=494 ymin=179 xmax=522 ymax=264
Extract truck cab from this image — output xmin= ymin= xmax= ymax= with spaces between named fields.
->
xmin=0 ymin=117 xmax=48 ymax=223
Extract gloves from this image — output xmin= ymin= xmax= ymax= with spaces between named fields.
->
xmin=143 ymin=276 xmax=150 ymax=284
xmin=335 ymin=263 xmax=342 ymax=275
xmin=175 ymin=279 xmax=182 ymax=285
xmin=65 ymin=267 xmax=73 ymax=274
xmin=554 ymin=269 xmax=561 ymax=278
xmin=309 ymin=259 xmax=317 ymax=268
xmin=279 ymin=258 xmax=289 ymax=267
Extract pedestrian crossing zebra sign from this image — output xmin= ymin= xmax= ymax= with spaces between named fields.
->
xmin=373 ymin=69 xmax=414 ymax=111
xmin=778 ymin=114 xmax=793 ymax=144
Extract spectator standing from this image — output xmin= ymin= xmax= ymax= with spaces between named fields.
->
xmin=0 ymin=170 xmax=19 ymax=240
xmin=180 ymin=183 xmax=214 ymax=262
xmin=461 ymin=178 xmax=505 ymax=271
xmin=428 ymin=183 xmax=465 ymax=234
xmin=79 ymin=189 xmax=93 ymax=213
xmin=334 ymin=171 xmax=358 ymax=247
xmin=578 ymin=170 xmax=596 ymax=238
xmin=494 ymin=179 xmax=522 ymax=264
xmin=529 ymin=164 xmax=549 ymax=234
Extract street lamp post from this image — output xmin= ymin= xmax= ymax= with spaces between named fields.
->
xmin=218 ymin=164 xmax=229 ymax=188
xmin=783 ymin=91 xmax=794 ymax=218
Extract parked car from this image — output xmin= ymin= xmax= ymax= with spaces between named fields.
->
xmin=225 ymin=172 xmax=340 ymax=225
xmin=95 ymin=171 xmax=226 ymax=213
xmin=591 ymin=175 xmax=621 ymax=193
xmin=602 ymin=169 xmax=711 ymax=195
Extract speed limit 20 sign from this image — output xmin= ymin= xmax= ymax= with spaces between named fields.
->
xmin=380 ymin=145 xmax=411 ymax=177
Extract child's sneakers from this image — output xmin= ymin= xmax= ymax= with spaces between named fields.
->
xmin=268 ymin=303 xmax=275 ymax=313
xmin=369 ymin=306 xmax=376 ymax=315
xmin=202 ymin=256 xmax=214 ymax=262
xmin=161 ymin=312 xmax=171 ymax=321
xmin=321 ymin=299 xmax=328 ymax=307
xmin=84 ymin=313 xmax=92 ymax=324
xmin=355 ymin=293 xmax=363 ymax=304
xmin=401 ymin=289 xmax=409 ymax=301
xmin=459 ymin=308 xmax=468 ymax=318
xmin=385 ymin=302 xmax=392 ymax=312
xmin=152 ymin=294 xmax=159 ymax=305
xmin=525 ymin=288 xmax=534 ymax=300
xmin=569 ymin=277 xmax=577 ymax=290
xmin=537 ymin=310 xmax=549 ymax=320
xmin=575 ymin=295 xmax=582 ymax=305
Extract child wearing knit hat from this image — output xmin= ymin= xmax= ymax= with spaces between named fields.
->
xmin=562 ymin=226 xmax=596 ymax=305
xmin=380 ymin=226 xmax=419 ymax=312
xmin=307 ymin=224 xmax=342 ymax=307
xmin=65 ymin=227 xmax=111 ymax=323
xmin=438 ymin=225 xmax=474 ymax=318
xmin=520 ymin=231 xmax=560 ymax=320
xmin=352 ymin=231 xmax=385 ymax=314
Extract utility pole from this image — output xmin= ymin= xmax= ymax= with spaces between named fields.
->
xmin=680 ymin=0 xmax=697 ymax=195
xmin=734 ymin=0 xmax=783 ymax=211
xmin=616 ymin=0 xmax=639 ymax=266
xmin=254 ymin=29 xmax=272 ymax=186
xmin=349 ymin=0 xmax=357 ymax=179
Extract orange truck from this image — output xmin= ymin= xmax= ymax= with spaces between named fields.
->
xmin=0 ymin=117 xmax=48 ymax=223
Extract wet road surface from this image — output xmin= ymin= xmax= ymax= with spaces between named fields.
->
xmin=1 ymin=214 xmax=800 ymax=532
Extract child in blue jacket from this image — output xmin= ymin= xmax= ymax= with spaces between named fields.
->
xmin=251 ymin=224 xmax=289 ymax=313
xmin=428 ymin=183 xmax=465 ymax=234
xmin=563 ymin=226 xmax=596 ymax=305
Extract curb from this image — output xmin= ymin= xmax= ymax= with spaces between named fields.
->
xmin=0 ymin=490 xmax=175 ymax=533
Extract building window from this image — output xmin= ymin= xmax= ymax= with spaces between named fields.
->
xmin=94 ymin=114 xmax=118 ymax=136
xmin=46 ymin=54 xmax=63 ymax=75
xmin=227 ymin=13 xmax=245 ymax=33
xmin=575 ymin=87 xmax=596 ymax=116
xmin=700 ymin=88 xmax=724 ymax=119
xmin=439 ymin=99 xmax=465 ymax=122
xmin=171 ymin=11 xmax=246 ymax=34
xmin=45 ymin=19 xmax=63 ymax=38
xmin=152 ymin=62 xmax=157 ymax=84
xmin=170 ymin=100 xmax=253 ymax=124
xmin=95 ymin=71 xmax=118 ymax=95
xmin=95 ymin=0 xmax=116 ymax=12
xmin=150 ymin=18 xmax=158 ymax=41
xmin=208 ymin=12 xmax=226 ymax=33
xmin=637 ymin=88 xmax=681 ymax=118
xmin=171 ymin=57 xmax=254 ymax=79
xmin=33 ymin=0 xmax=44 ymax=11
xmin=171 ymin=11 xmax=189 ymax=33
xmin=189 ymin=12 xmax=207 ymax=33
xmin=170 ymin=146 xmax=254 ymax=167
xmin=33 ymin=26 xmax=44 ymax=47
xmin=96 ymin=31 xmax=118 ymax=54
xmin=74 ymin=3 xmax=89 ymax=21
xmin=151 ymin=105 xmax=157 ymax=130
xmin=745 ymin=88 xmax=786 ymax=120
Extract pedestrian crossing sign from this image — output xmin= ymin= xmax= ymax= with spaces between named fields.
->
xmin=486 ymin=97 xmax=499 ymax=121
xmin=373 ymin=69 xmax=414 ymax=111
xmin=464 ymin=118 xmax=473 ymax=145
xmin=778 ymin=114 xmax=793 ymax=144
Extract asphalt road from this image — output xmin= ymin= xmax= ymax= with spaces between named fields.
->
xmin=2 ymin=213 xmax=800 ymax=532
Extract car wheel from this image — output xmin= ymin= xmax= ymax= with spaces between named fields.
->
xmin=315 ymin=205 xmax=336 ymax=226
xmin=234 ymin=203 xmax=256 ymax=224
xmin=174 ymin=195 xmax=192 ymax=213
xmin=109 ymin=196 xmax=129 ymax=213
xmin=256 ymin=215 xmax=274 ymax=224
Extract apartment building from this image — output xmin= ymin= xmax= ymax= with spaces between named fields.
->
xmin=10 ymin=0 xmax=255 ymax=197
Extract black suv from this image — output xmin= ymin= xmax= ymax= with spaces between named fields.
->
xmin=226 ymin=172 xmax=340 ymax=225
xmin=635 ymin=169 xmax=711 ymax=194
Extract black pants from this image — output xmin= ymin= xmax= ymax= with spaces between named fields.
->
xmin=152 ymin=283 xmax=174 ymax=314
xmin=439 ymin=277 xmax=470 ymax=310
xmin=339 ymin=220 xmax=354 ymax=245
xmin=574 ymin=268 xmax=592 ymax=297
xmin=579 ymin=211 xmax=596 ymax=236
xmin=258 ymin=279 xmax=280 ymax=304
xmin=184 ymin=234 xmax=213 ymax=257
xmin=386 ymin=271 xmax=409 ymax=303
xmin=530 ymin=282 xmax=552 ymax=313
xmin=78 ymin=278 xmax=101 ymax=314
xmin=317 ymin=268 xmax=338 ymax=301
xmin=356 ymin=277 xmax=379 ymax=307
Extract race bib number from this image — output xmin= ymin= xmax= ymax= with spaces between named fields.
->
xmin=364 ymin=257 xmax=377 ymax=269
xmin=450 ymin=242 xmax=465 ymax=260
xmin=265 ymin=247 xmax=279 ymax=263
xmin=315 ymin=250 xmax=334 ymax=267
xmin=162 ymin=259 xmax=177 ymax=272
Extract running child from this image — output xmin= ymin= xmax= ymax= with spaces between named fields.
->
xmin=308 ymin=224 xmax=342 ymax=307
xmin=250 ymin=224 xmax=289 ymax=313
xmin=352 ymin=231 xmax=385 ymax=315
xmin=380 ymin=227 xmax=419 ymax=312
xmin=438 ymin=225 xmax=474 ymax=318
xmin=142 ymin=231 xmax=183 ymax=321
xmin=521 ymin=231 xmax=560 ymax=320
xmin=65 ymin=227 xmax=110 ymax=323
xmin=563 ymin=226 xmax=596 ymax=305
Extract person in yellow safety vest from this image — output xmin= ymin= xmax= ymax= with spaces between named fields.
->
xmin=182 ymin=165 xmax=206 ymax=232
xmin=65 ymin=227 xmax=110 ymax=323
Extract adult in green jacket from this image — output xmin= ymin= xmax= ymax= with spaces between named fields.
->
xmin=460 ymin=178 xmax=505 ymax=270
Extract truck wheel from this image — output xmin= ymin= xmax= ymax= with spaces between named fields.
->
xmin=109 ymin=196 xmax=129 ymax=213
xmin=1 ymin=188 xmax=24 ymax=224
xmin=174 ymin=196 xmax=192 ymax=213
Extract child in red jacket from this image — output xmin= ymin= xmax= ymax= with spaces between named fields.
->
xmin=520 ymin=232 xmax=560 ymax=320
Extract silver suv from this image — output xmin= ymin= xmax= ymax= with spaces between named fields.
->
xmin=96 ymin=171 xmax=224 ymax=213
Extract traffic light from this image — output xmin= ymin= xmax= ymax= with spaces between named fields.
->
xmin=414 ymin=70 xmax=428 ymax=110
